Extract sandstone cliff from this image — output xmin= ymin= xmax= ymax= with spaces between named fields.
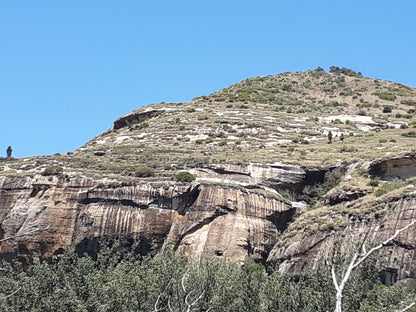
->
xmin=0 ymin=162 xmax=311 ymax=263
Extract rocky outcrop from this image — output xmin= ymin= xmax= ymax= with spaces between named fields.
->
xmin=369 ymin=154 xmax=416 ymax=180
xmin=113 ymin=109 xmax=161 ymax=129
xmin=0 ymin=171 xmax=301 ymax=263
xmin=268 ymin=194 xmax=416 ymax=280
xmin=196 ymin=162 xmax=328 ymax=193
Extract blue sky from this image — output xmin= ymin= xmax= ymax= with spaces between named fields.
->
xmin=1 ymin=1 xmax=415 ymax=158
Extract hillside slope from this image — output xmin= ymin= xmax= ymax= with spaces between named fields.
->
xmin=1 ymin=67 xmax=416 ymax=280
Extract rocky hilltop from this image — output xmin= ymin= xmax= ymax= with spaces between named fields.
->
xmin=1 ymin=67 xmax=416 ymax=281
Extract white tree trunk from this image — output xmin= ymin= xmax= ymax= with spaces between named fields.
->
xmin=330 ymin=219 xmax=416 ymax=312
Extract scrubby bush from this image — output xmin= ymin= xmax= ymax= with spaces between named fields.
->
xmin=401 ymin=99 xmax=416 ymax=106
xmin=382 ymin=105 xmax=393 ymax=113
xmin=374 ymin=92 xmax=396 ymax=101
xmin=401 ymin=130 xmax=416 ymax=137
xmin=134 ymin=165 xmax=155 ymax=177
xmin=174 ymin=171 xmax=196 ymax=182
xmin=368 ymin=178 xmax=380 ymax=187
xmin=138 ymin=122 xmax=149 ymax=129
xmin=42 ymin=165 xmax=63 ymax=176
xmin=328 ymin=66 xmax=363 ymax=77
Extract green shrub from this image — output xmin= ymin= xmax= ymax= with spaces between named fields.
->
xmin=401 ymin=99 xmax=416 ymax=106
xmin=42 ymin=165 xmax=63 ymax=176
xmin=401 ymin=130 xmax=416 ymax=137
xmin=356 ymin=102 xmax=372 ymax=108
xmin=138 ymin=122 xmax=149 ymax=129
xmin=374 ymin=92 xmax=396 ymax=101
xmin=368 ymin=178 xmax=380 ymax=187
xmin=197 ymin=115 xmax=209 ymax=120
xmin=382 ymin=105 xmax=393 ymax=113
xmin=134 ymin=165 xmax=155 ymax=177
xmin=174 ymin=171 xmax=196 ymax=182
xmin=332 ymin=119 xmax=343 ymax=124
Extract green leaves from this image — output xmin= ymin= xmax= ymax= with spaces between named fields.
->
xmin=0 ymin=246 xmax=414 ymax=312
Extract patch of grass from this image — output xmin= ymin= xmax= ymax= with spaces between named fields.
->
xmin=354 ymin=168 xmax=368 ymax=177
xmin=339 ymin=145 xmax=358 ymax=153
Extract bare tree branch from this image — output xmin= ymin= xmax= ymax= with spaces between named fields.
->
xmin=181 ymin=269 xmax=189 ymax=293
xmin=395 ymin=301 xmax=415 ymax=312
xmin=0 ymin=287 xmax=21 ymax=300
xmin=153 ymin=293 xmax=166 ymax=312
xmin=331 ymin=219 xmax=416 ymax=312
xmin=168 ymin=298 xmax=174 ymax=312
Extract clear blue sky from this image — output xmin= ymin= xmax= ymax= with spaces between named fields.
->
xmin=1 ymin=1 xmax=415 ymax=158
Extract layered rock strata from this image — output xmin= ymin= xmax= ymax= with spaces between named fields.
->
xmin=0 ymin=162 xmax=309 ymax=263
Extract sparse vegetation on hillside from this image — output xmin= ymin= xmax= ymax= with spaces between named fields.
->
xmin=1 ymin=68 xmax=415 ymax=178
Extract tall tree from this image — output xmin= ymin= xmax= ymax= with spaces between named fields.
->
xmin=6 ymin=146 xmax=12 ymax=158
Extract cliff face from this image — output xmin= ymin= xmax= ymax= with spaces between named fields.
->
xmin=0 ymin=162 xmax=306 ymax=263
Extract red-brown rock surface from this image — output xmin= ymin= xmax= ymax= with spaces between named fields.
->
xmin=0 ymin=170 xmax=301 ymax=263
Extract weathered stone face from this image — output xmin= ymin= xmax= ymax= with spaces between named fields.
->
xmin=0 ymin=169 xmax=299 ymax=263
xmin=268 ymin=196 xmax=416 ymax=280
xmin=369 ymin=156 xmax=416 ymax=180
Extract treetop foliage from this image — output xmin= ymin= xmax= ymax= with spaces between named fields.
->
xmin=0 ymin=241 xmax=414 ymax=312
